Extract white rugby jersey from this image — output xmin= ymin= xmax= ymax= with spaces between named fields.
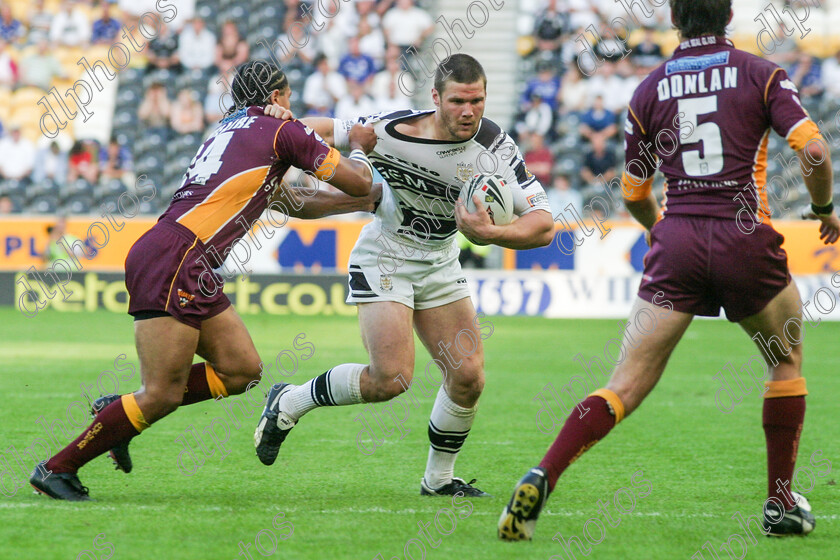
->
xmin=335 ymin=109 xmax=551 ymax=247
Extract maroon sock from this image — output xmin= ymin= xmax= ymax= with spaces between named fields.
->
xmin=182 ymin=363 xmax=213 ymax=405
xmin=539 ymin=395 xmax=617 ymax=492
xmin=763 ymin=396 xmax=805 ymax=509
xmin=45 ymin=400 xmax=140 ymax=474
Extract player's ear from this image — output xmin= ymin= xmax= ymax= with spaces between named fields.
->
xmin=432 ymin=88 xmax=440 ymax=107
xmin=728 ymin=9 xmax=733 ymax=26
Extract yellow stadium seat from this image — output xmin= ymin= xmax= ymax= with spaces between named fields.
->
xmin=0 ymin=87 xmax=12 ymax=122
xmin=9 ymin=107 xmax=46 ymax=143
xmin=658 ymin=30 xmax=680 ymax=57
xmin=11 ymin=86 xmax=47 ymax=112
xmin=7 ymin=0 xmax=29 ymax=22
xmin=50 ymin=77 xmax=76 ymax=93
xmin=56 ymin=47 xmax=86 ymax=80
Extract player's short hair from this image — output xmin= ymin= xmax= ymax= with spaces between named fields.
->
xmin=434 ymin=54 xmax=486 ymax=94
xmin=669 ymin=0 xmax=731 ymax=38
xmin=225 ymin=60 xmax=289 ymax=118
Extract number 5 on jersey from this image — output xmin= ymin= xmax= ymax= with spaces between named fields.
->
xmin=678 ymin=95 xmax=724 ymax=176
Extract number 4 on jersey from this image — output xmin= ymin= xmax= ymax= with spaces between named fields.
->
xmin=183 ymin=131 xmax=234 ymax=186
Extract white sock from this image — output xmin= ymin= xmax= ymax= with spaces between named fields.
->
xmin=423 ymin=385 xmax=477 ymax=489
xmin=279 ymin=363 xmax=365 ymax=421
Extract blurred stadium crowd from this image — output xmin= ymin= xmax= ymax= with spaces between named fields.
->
xmin=515 ymin=0 xmax=840 ymax=220
xmin=0 ymin=0 xmax=839 ymax=220
xmin=0 ymin=0 xmax=426 ymax=215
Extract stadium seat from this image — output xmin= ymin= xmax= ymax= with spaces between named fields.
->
xmin=0 ymin=88 xmax=11 ymax=122
xmin=63 ymin=194 xmax=95 ymax=214
xmin=26 ymin=195 xmax=58 ymax=214
xmin=63 ymin=178 xmax=95 ymax=197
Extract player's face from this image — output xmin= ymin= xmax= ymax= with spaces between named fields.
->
xmin=434 ymin=80 xmax=486 ymax=141
xmin=270 ymin=86 xmax=292 ymax=109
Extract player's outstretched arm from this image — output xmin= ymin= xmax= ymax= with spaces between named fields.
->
xmin=299 ymin=117 xmax=337 ymax=145
xmin=320 ymin=124 xmax=376 ymax=197
xmin=271 ymin=182 xmax=382 ymax=219
xmin=455 ymin=196 xmax=554 ymax=249
xmin=797 ymin=140 xmax=840 ymax=244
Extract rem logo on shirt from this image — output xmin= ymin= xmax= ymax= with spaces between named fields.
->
xmin=665 ymin=51 xmax=729 ymax=75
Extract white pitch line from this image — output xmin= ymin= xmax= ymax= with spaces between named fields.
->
xmin=2 ymin=501 xmax=838 ymax=521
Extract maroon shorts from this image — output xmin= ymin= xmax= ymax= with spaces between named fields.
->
xmin=125 ymin=220 xmax=230 ymax=329
xmin=637 ymin=216 xmax=790 ymax=322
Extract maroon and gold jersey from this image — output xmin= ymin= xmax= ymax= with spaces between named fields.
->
xmin=621 ymin=36 xmax=822 ymax=221
xmin=159 ymin=106 xmax=339 ymax=254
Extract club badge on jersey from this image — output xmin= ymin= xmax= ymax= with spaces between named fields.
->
xmin=456 ymin=162 xmax=474 ymax=183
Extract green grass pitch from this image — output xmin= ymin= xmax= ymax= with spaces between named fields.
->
xmin=0 ymin=308 xmax=837 ymax=560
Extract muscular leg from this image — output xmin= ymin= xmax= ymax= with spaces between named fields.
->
xmin=739 ymin=282 xmax=807 ymax=510
xmin=277 ymin=301 xmax=415 ymax=421
xmin=134 ymin=316 xmax=200 ymax=421
xmin=359 ymin=302 xmax=416 ymax=402
xmin=540 ymin=297 xmax=694 ymax=490
xmin=413 ymin=297 xmax=485 ymax=490
xmin=44 ymin=316 xmax=199 ymax=475
xmin=193 ymin=306 xmax=264 ymax=396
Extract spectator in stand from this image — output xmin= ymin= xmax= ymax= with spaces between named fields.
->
xmin=533 ymin=0 xmax=569 ymax=54
xmin=558 ymin=64 xmax=587 ymax=115
xmin=0 ymin=38 xmax=18 ymax=87
xmin=146 ymin=20 xmax=180 ymax=73
xmin=515 ymin=94 xmax=554 ymax=140
xmin=0 ymin=195 xmax=12 ymax=214
xmin=215 ymin=20 xmax=248 ymax=69
xmin=523 ymin=133 xmax=554 ymax=188
xmin=302 ymin=53 xmax=347 ymax=116
xmin=0 ymin=3 xmax=24 ymax=43
xmin=631 ymin=27 xmax=663 ymax=68
xmin=613 ymin=58 xmax=641 ymax=110
xmin=100 ymin=135 xmax=134 ymax=187
xmin=594 ymin=24 xmax=628 ymax=62
xmin=338 ymin=36 xmax=378 ymax=85
xmin=821 ymin=49 xmax=840 ymax=102
xmin=0 ymin=125 xmax=35 ymax=180
xmin=169 ymin=89 xmax=204 ymax=134
xmin=356 ymin=2 xmax=385 ymax=64
xmin=138 ymin=81 xmax=172 ymax=133
xmin=765 ymin=20 xmax=798 ymax=67
xmin=521 ymin=61 xmax=562 ymax=112
xmin=27 ymin=0 xmax=53 ymax=44
xmin=178 ymin=17 xmax=216 ymax=71
xmin=372 ymin=46 xmax=414 ymax=106
xmin=282 ymin=0 xmax=305 ymax=35
xmin=67 ymin=139 xmax=100 ymax=184
xmin=788 ymin=50 xmax=823 ymax=100
xmin=274 ymin=21 xmax=316 ymax=70
xmin=580 ymin=136 xmax=616 ymax=189
xmin=204 ymin=59 xmax=234 ymax=124
xmin=546 ymin=172 xmax=582 ymax=217
xmin=92 ymin=2 xmax=121 ymax=44
xmin=21 ymin=38 xmax=67 ymax=90
xmin=50 ymin=0 xmax=92 ymax=47
xmin=585 ymin=60 xmax=626 ymax=112
xmin=578 ymin=95 xmax=617 ymax=144
xmin=382 ymin=0 xmax=434 ymax=54
xmin=33 ymin=141 xmax=69 ymax=186
xmin=334 ymin=79 xmax=378 ymax=121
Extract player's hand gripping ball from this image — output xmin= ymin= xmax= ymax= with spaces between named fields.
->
xmin=459 ymin=173 xmax=514 ymax=225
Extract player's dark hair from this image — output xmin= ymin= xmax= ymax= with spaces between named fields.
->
xmin=669 ymin=0 xmax=731 ymax=39
xmin=434 ymin=54 xmax=486 ymax=94
xmin=224 ymin=60 xmax=289 ymax=119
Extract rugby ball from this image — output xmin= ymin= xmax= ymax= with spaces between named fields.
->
xmin=460 ymin=173 xmax=514 ymax=225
